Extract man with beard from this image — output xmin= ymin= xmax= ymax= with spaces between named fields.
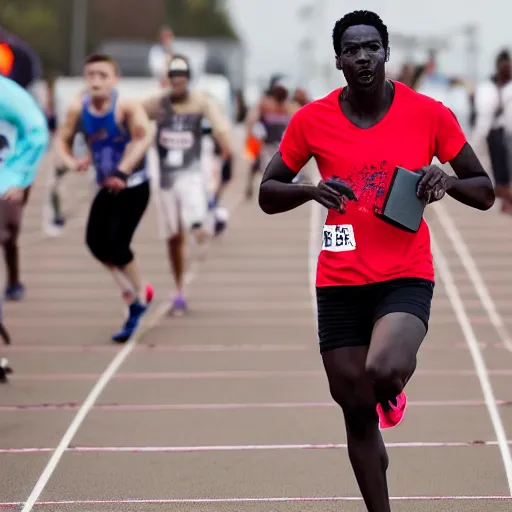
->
xmin=142 ymin=55 xmax=232 ymax=315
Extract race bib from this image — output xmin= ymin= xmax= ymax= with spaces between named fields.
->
xmin=159 ymin=130 xmax=194 ymax=151
xmin=322 ymin=224 xmax=356 ymax=252
xmin=166 ymin=149 xmax=184 ymax=167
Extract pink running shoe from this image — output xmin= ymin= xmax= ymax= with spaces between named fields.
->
xmin=376 ymin=391 xmax=407 ymax=429
xmin=145 ymin=284 xmax=154 ymax=305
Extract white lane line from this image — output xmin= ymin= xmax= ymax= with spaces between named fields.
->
xmin=20 ymin=295 xmax=176 ymax=512
xmin=7 ymin=496 xmax=512 ymax=507
xmin=431 ymin=229 xmax=512 ymax=494
xmin=3 ymin=440 xmax=512 ymax=454
xmin=20 ymin=192 xmax=243 ymax=511
xmin=433 ymin=202 xmax=512 ymax=353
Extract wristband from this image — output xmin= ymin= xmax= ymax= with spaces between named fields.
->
xmin=112 ymin=169 xmax=128 ymax=182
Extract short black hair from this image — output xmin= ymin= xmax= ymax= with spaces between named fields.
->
xmin=84 ymin=53 xmax=120 ymax=75
xmin=332 ymin=10 xmax=389 ymax=57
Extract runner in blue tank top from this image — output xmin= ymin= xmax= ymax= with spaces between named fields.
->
xmin=55 ymin=54 xmax=155 ymax=343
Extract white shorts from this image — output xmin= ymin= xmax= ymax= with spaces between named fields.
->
xmin=155 ymin=171 xmax=208 ymax=239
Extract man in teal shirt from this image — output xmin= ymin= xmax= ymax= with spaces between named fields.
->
xmin=0 ymin=74 xmax=49 ymax=303
xmin=0 ymin=75 xmax=48 ymax=379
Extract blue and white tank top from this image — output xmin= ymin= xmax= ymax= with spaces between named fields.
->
xmin=79 ymin=91 xmax=148 ymax=187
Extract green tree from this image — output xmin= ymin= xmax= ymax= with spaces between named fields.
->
xmin=1 ymin=0 xmax=71 ymax=75
xmin=165 ymin=0 xmax=238 ymax=40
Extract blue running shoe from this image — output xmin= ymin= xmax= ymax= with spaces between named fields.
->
xmin=5 ymin=284 xmax=25 ymax=301
xmin=112 ymin=301 xmax=147 ymax=343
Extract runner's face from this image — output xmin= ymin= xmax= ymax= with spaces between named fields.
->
xmin=337 ymin=25 xmax=387 ymax=91
xmin=84 ymin=62 xmax=118 ymax=99
xmin=170 ymin=75 xmax=189 ymax=98
xmin=161 ymin=30 xmax=172 ymax=44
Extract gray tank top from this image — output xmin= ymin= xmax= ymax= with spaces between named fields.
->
xmin=156 ymin=96 xmax=204 ymax=189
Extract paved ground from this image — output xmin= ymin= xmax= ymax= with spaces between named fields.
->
xmin=1 ymin=152 xmax=512 ymax=511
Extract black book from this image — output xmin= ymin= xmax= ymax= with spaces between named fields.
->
xmin=375 ymin=166 xmax=425 ymax=233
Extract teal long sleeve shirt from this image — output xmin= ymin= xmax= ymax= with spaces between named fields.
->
xmin=0 ymin=75 xmax=49 ymax=194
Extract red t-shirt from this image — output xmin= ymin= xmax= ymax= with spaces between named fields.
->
xmin=279 ymin=81 xmax=467 ymax=287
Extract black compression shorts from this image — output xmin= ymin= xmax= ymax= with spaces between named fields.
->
xmin=316 ymin=277 xmax=434 ymax=353
xmin=85 ymin=181 xmax=150 ymax=267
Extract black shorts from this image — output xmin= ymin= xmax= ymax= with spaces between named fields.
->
xmin=316 ymin=278 xmax=434 ymax=353
xmin=85 ymin=181 xmax=150 ymax=267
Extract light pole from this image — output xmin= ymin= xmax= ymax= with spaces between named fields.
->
xmin=297 ymin=3 xmax=315 ymax=84
xmin=70 ymin=0 xmax=87 ymax=75
xmin=297 ymin=0 xmax=330 ymax=93
xmin=464 ymin=24 xmax=478 ymax=83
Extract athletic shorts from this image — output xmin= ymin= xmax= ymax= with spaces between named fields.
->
xmin=86 ymin=181 xmax=150 ymax=267
xmin=155 ymin=171 xmax=208 ymax=239
xmin=316 ymin=277 xmax=434 ymax=353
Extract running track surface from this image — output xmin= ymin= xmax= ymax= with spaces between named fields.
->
xmin=2 ymin=151 xmax=512 ymax=511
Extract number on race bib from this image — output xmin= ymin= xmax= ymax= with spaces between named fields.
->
xmin=322 ymin=225 xmax=356 ymax=252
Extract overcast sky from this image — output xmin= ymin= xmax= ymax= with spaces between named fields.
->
xmin=228 ymin=0 xmax=512 ymax=86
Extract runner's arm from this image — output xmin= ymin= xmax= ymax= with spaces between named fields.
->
xmin=259 ymin=108 xmax=314 ymax=214
xmin=54 ymin=99 xmax=81 ymax=170
xmin=446 ymin=144 xmax=495 ymax=210
xmin=259 ymin=153 xmax=316 ymax=214
xmin=141 ymin=91 xmax=168 ymax=121
xmin=202 ymin=95 xmax=232 ymax=159
xmin=117 ymin=100 xmax=153 ymax=175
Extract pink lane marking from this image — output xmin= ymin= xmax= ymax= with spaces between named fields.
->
xmin=0 ymin=399 xmax=510 ymax=412
xmin=5 ymin=344 xmax=309 ymax=353
xmin=6 ymin=339 xmax=512 ymax=354
xmin=11 ymin=369 xmax=512 ymax=381
xmin=13 ymin=371 xmax=321 ymax=381
xmin=415 ymin=369 xmax=512 ymax=376
xmin=0 ymin=496 xmax=511 ymax=507
xmin=0 ymin=440 xmax=510 ymax=454
xmin=7 ymin=343 xmax=509 ymax=353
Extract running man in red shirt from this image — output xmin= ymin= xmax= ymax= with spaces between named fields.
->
xmin=259 ymin=10 xmax=494 ymax=511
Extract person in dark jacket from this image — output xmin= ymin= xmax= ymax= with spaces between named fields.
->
xmin=0 ymin=27 xmax=41 ymax=88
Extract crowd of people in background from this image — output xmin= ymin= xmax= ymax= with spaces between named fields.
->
xmin=392 ymin=49 xmax=512 ymax=217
